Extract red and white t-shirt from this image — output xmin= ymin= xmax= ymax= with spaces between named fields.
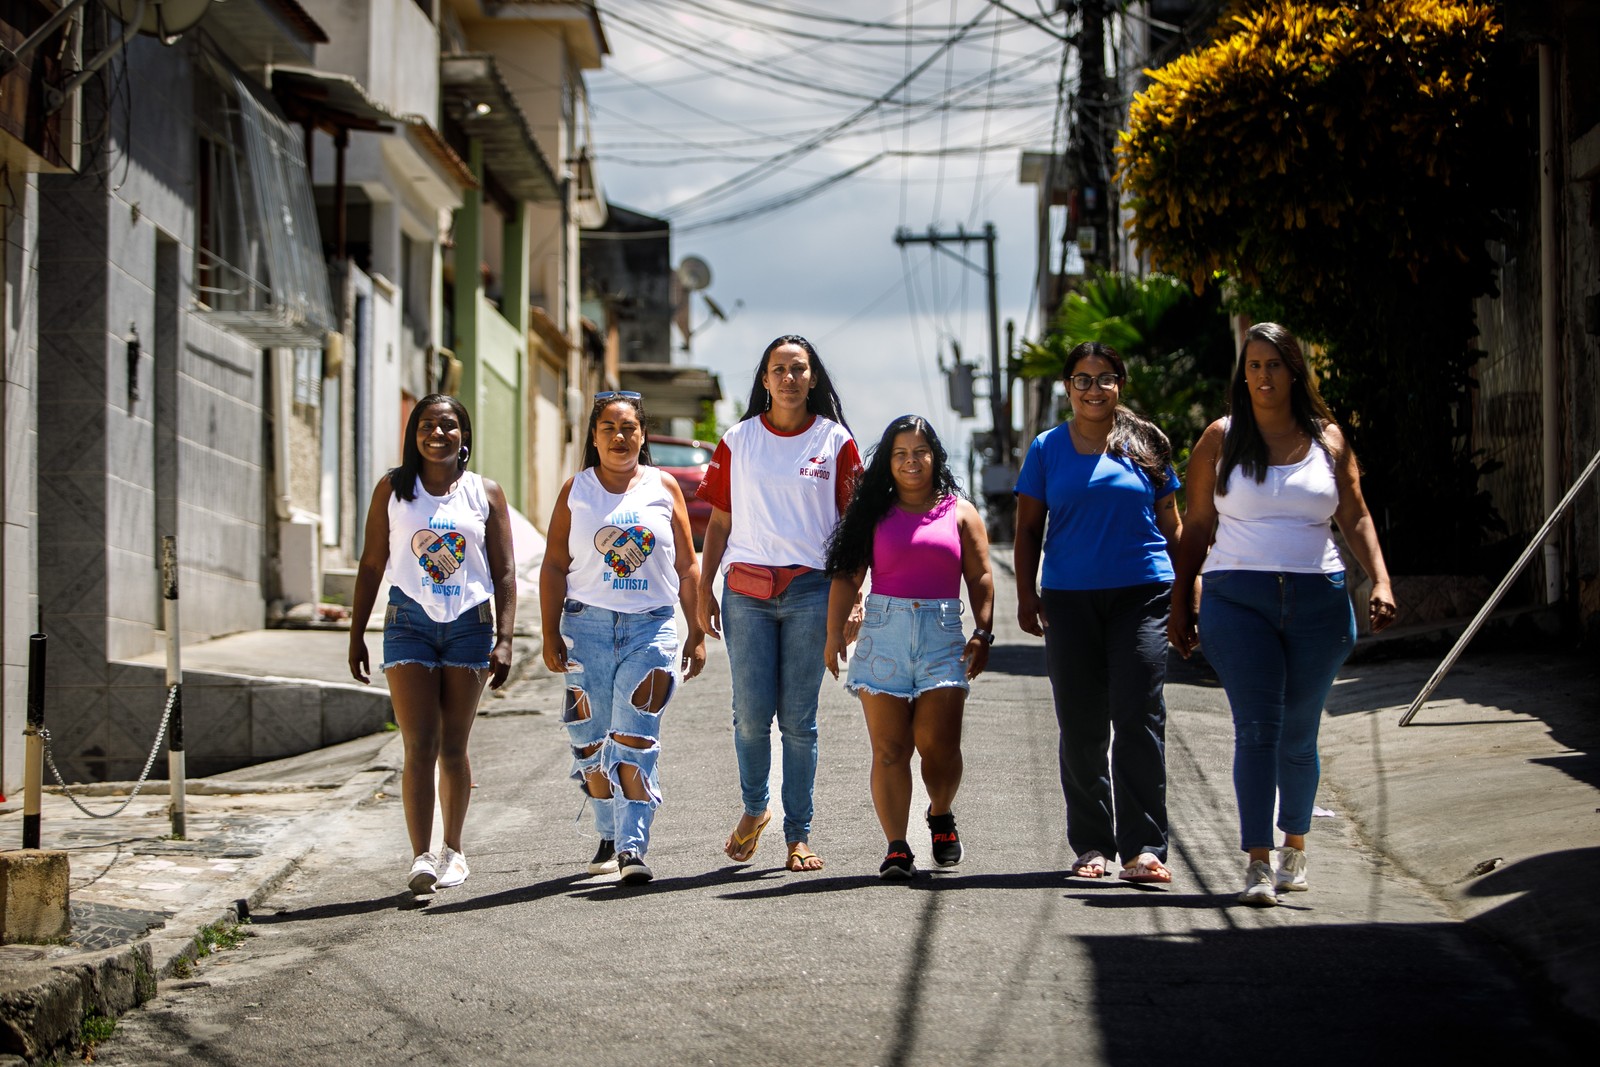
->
xmin=697 ymin=414 xmax=862 ymax=572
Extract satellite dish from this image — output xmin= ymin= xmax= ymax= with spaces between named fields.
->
xmin=103 ymin=0 xmax=221 ymax=43
xmin=676 ymin=256 xmax=712 ymax=292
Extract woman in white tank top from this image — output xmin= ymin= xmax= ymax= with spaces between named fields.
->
xmin=347 ymin=395 xmax=516 ymax=896
xmin=540 ymin=392 xmax=706 ymax=885
xmin=1169 ymin=324 xmax=1396 ymax=908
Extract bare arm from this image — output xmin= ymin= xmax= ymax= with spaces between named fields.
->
xmin=957 ymin=499 xmax=995 ymax=679
xmin=824 ymin=569 xmax=867 ymax=679
xmin=481 ymin=478 xmax=517 ymax=690
xmin=347 ymin=479 xmax=393 ymax=684
xmin=696 ymin=506 xmax=731 ymax=640
xmin=1014 ymin=493 xmax=1048 ymax=637
xmin=539 ymin=480 xmax=576 ymax=674
xmin=664 ymin=475 xmax=707 ymax=679
xmin=1168 ymin=422 xmax=1224 ymax=659
xmin=1327 ymin=425 xmax=1397 ymax=633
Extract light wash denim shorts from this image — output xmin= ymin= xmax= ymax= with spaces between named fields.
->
xmin=845 ymin=593 xmax=969 ymax=699
xmin=381 ymin=586 xmax=494 ymax=671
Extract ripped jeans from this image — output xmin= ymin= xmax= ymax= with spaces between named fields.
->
xmin=560 ymin=599 xmax=679 ymax=858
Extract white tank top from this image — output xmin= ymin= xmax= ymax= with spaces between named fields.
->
xmin=1203 ymin=427 xmax=1344 ymax=575
xmin=721 ymin=415 xmax=854 ymax=571
xmin=565 ymin=466 xmax=680 ymax=612
xmin=386 ymin=471 xmax=494 ymax=622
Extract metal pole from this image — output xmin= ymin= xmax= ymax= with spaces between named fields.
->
xmin=1399 ymin=446 xmax=1600 ymax=726
xmin=984 ymin=223 xmax=1004 ymax=463
xmin=163 ymin=536 xmax=186 ymax=837
xmin=23 ymin=634 xmax=45 ymax=849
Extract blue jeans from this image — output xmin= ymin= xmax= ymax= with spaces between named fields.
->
xmin=722 ymin=568 xmax=830 ymax=844
xmin=1041 ymin=583 xmax=1171 ymax=865
xmin=559 ymin=600 xmax=679 ymax=858
xmin=1199 ymin=570 xmax=1356 ymax=851
xmin=381 ymin=587 xmax=493 ymax=671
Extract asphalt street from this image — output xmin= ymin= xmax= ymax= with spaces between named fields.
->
xmin=88 ymin=575 xmax=1590 ymax=1066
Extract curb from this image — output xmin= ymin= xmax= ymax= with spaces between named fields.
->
xmin=0 ymin=747 xmax=402 ymax=1062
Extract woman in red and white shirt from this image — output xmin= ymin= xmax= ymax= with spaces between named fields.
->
xmin=697 ymin=335 xmax=862 ymax=873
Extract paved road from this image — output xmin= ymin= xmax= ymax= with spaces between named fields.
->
xmin=93 ymin=581 xmax=1588 ymax=1065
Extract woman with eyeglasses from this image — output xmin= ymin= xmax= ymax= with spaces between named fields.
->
xmin=1168 ymin=323 xmax=1395 ymax=907
xmin=540 ymin=391 xmax=707 ymax=885
xmin=824 ymin=415 xmax=994 ymax=879
xmin=348 ymin=394 xmax=516 ymax=895
xmin=1014 ymin=342 xmax=1182 ymax=885
xmin=697 ymin=335 xmax=863 ymax=873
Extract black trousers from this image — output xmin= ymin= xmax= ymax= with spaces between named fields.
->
xmin=1041 ymin=583 xmax=1171 ymax=864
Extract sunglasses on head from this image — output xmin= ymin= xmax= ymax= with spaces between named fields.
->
xmin=594 ymin=390 xmax=642 ymax=401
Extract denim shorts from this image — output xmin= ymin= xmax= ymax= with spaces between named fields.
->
xmin=845 ymin=593 xmax=969 ymax=699
xmin=381 ymin=586 xmax=494 ymax=671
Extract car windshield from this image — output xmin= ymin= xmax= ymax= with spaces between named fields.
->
xmin=651 ymin=442 xmax=711 ymax=467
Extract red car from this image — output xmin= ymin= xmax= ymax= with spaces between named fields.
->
xmin=650 ymin=434 xmax=715 ymax=549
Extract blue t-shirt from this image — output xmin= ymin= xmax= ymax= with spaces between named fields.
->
xmin=1014 ymin=423 xmax=1180 ymax=591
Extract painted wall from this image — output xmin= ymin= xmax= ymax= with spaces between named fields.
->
xmin=2 ymin=178 xmax=40 ymax=795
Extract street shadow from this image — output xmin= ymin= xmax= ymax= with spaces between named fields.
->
xmin=719 ymin=868 xmax=1075 ymax=899
xmin=254 ymin=894 xmax=418 ymax=922
xmin=568 ymin=863 xmax=789 ymax=900
xmin=1065 ymin=890 xmax=1239 ymax=910
xmin=981 ymin=643 xmax=1047 ymax=678
xmin=418 ymin=872 xmax=595 ymax=915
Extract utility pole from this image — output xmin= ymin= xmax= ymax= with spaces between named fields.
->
xmin=893 ymin=223 xmax=1012 ymax=536
xmin=1074 ymin=0 xmax=1112 ymax=271
xmin=893 ymin=224 xmax=1004 ymax=459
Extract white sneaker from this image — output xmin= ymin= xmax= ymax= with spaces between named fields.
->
xmin=1239 ymin=860 xmax=1277 ymax=907
xmin=437 ymin=846 xmax=470 ymax=889
xmin=408 ymin=852 xmax=439 ymax=895
xmin=1275 ymin=846 xmax=1308 ymax=892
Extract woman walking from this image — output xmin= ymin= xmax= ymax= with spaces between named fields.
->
xmin=541 ymin=391 xmax=706 ymax=886
xmin=824 ymin=415 xmax=994 ymax=878
xmin=697 ymin=335 xmax=863 ymax=872
xmin=1014 ymin=342 xmax=1181 ymax=885
xmin=348 ymin=394 xmax=516 ymax=895
xmin=1169 ymin=323 xmax=1396 ymax=906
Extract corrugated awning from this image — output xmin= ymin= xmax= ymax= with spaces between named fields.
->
xmin=269 ymin=66 xmax=397 ymax=132
xmin=440 ymin=53 xmax=560 ymax=203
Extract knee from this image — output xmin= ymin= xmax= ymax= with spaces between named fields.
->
xmin=607 ymin=733 xmax=660 ymax=804
xmin=1234 ymin=720 xmax=1280 ymax=752
xmin=872 ymin=738 xmax=913 ymax=768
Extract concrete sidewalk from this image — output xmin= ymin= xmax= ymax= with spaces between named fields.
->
xmin=1 ymin=610 xmax=1595 ymax=1059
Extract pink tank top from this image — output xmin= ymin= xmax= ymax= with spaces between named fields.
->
xmin=870 ymin=494 xmax=963 ymax=599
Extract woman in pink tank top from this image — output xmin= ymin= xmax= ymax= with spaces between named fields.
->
xmin=824 ymin=416 xmax=994 ymax=879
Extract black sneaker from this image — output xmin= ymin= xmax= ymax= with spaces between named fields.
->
xmin=927 ymin=810 xmax=963 ymax=867
xmin=879 ymin=840 xmax=916 ymax=880
xmin=588 ymin=838 xmax=618 ymax=875
xmin=617 ymin=850 xmax=653 ymax=885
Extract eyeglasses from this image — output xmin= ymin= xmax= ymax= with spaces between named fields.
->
xmin=593 ymin=390 xmax=641 ymax=401
xmin=1067 ymin=373 xmax=1122 ymax=391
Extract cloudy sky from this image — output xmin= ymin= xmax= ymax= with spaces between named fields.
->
xmin=587 ymin=0 xmax=1080 ymax=483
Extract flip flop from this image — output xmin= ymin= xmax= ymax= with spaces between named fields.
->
xmin=1070 ymin=850 xmax=1109 ymax=878
xmin=786 ymin=843 xmax=824 ymax=872
xmin=724 ymin=810 xmax=771 ymax=863
xmin=1118 ymin=853 xmax=1173 ymax=884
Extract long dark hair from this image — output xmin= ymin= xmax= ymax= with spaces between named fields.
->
xmin=739 ymin=334 xmax=850 ymax=432
xmin=825 ymin=415 xmax=960 ymax=577
xmin=1217 ymin=322 xmax=1337 ymax=495
xmin=1065 ymin=342 xmax=1172 ymax=492
xmin=389 ymin=393 xmax=472 ymax=502
xmin=581 ymin=393 xmax=656 ymax=470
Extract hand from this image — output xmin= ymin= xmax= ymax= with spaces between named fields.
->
xmin=1368 ymin=582 xmax=1397 ymax=633
xmin=698 ymin=590 xmax=722 ymax=640
xmin=348 ymin=638 xmax=370 ymax=684
xmin=487 ymin=637 xmax=513 ymax=690
xmin=1167 ymin=604 xmax=1199 ymax=659
xmin=1016 ymin=589 xmax=1045 ymax=637
xmin=542 ymin=637 xmax=569 ymax=674
xmin=962 ymin=637 xmax=990 ymax=680
xmin=824 ymin=633 xmax=848 ymax=679
xmin=843 ymin=598 xmax=865 ymax=645
xmin=681 ymin=635 xmax=707 ymax=680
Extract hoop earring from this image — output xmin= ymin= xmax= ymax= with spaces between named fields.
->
xmin=459 ymin=445 xmax=470 ymax=466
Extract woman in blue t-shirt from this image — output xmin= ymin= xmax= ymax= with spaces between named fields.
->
xmin=1014 ymin=342 xmax=1182 ymax=884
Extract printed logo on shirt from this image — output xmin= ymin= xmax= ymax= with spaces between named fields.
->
xmin=412 ymin=529 xmax=466 ymax=590
xmin=594 ymin=524 xmax=655 ymax=590
xmin=799 ymin=453 xmax=832 ymax=481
